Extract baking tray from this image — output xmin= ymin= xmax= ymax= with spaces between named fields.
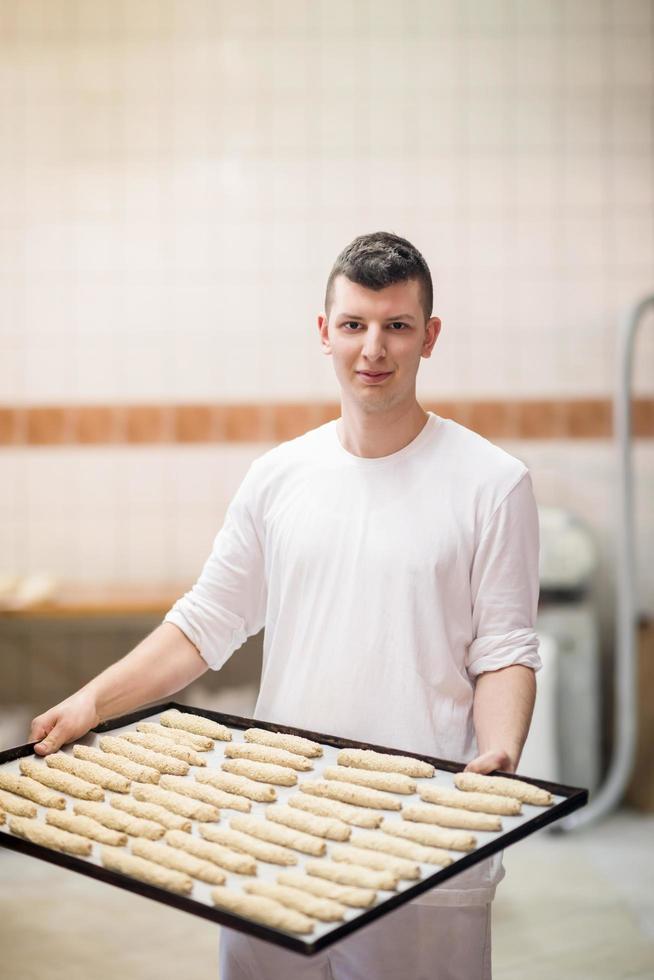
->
xmin=0 ymin=701 xmax=588 ymax=955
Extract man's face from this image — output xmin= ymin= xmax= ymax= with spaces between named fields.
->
xmin=317 ymin=275 xmax=441 ymax=415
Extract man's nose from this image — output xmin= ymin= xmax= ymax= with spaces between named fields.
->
xmin=362 ymin=325 xmax=386 ymax=360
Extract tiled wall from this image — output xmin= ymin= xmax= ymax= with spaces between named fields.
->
xmin=0 ymin=2 xmax=653 ymax=617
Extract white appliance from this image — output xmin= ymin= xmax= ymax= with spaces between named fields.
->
xmin=520 ymin=509 xmax=601 ymax=794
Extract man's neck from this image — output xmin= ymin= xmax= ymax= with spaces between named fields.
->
xmin=337 ymin=400 xmax=429 ymax=459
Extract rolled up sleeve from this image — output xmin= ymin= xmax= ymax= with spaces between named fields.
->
xmin=164 ymin=462 xmax=267 ymax=671
xmin=466 ymin=471 xmax=541 ymax=679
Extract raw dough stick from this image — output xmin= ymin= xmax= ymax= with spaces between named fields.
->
xmin=74 ymin=801 xmax=165 ymax=840
xmin=229 ymin=814 xmax=326 ymax=857
xmin=159 ymin=709 xmax=232 ymax=742
xmin=46 ymin=752 xmax=131 ymax=793
xmin=45 ymin=809 xmax=127 ymax=846
xmin=418 ymin=784 xmax=522 ymax=816
xmin=0 ymin=788 xmax=38 ymax=818
xmin=288 ymin=793 xmax=382 ymax=829
xmin=210 ymin=886 xmax=314 ymax=934
xmin=159 ymin=774 xmax=250 ymax=812
xmin=136 ymin=721 xmax=212 ymax=752
xmin=300 ymin=780 xmax=401 ymax=812
xmin=350 ymin=829 xmax=453 ymax=866
xmin=131 ymin=783 xmax=219 ymax=822
xmin=222 ymin=759 xmax=297 ymax=787
xmin=244 ymin=880 xmax=345 ymax=923
xmin=324 ymin=765 xmax=416 ymax=795
xmin=74 ymin=745 xmax=160 ymax=784
xmin=277 ymin=871 xmax=376 ymax=909
xmin=199 ymin=824 xmax=298 ymax=866
xmin=381 ymin=818 xmax=476 ymax=852
xmin=196 ymin=769 xmax=276 ymax=803
xmin=120 ymin=732 xmax=207 ymax=767
xmin=454 ymin=772 xmax=553 ymax=807
xmin=99 ymin=736 xmax=189 ymax=777
xmin=0 ymin=772 xmax=66 ymax=810
xmin=9 ymin=815 xmax=92 ymax=856
xmin=403 ymin=803 xmax=501 ymax=832
xmin=131 ymin=839 xmax=226 ymax=885
xmin=225 ymin=742 xmax=312 ymax=772
xmin=266 ymin=804 xmax=351 ymax=842
xmin=305 ymin=859 xmax=398 ymax=892
xmin=244 ymin=728 xmax=323 ymax=759
xmin=19 ymin=758 xmax=103 ymax=801
xmin=110 ymin=796 xmax=192 ymax=832
xmin=331 ymin=844 xmax=421 ymax=881
xmin=101 ymin=845 xmax=193 ymax=895
xmin=165 ymin=829 xmax=257 ymax=875
xmin=337 ymin=748 xmax=435 ymax=779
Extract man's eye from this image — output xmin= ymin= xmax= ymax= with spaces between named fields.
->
xmin=389 ymin=322 xmax=408 ymax=330
xmin=343 ymin=321 xmax=363 ymax=330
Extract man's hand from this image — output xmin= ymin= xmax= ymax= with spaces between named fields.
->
xmin=29 ymin=688 xmax=100 ymax=756
xmin=464 ymin=748 xmax=516 ymax=775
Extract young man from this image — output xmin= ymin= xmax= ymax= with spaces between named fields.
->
xmin=30 ymin=232 xmax=540 ymax=980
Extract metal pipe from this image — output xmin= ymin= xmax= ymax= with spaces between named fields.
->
xmin=559 ymin=294 xmax=653 ymax=831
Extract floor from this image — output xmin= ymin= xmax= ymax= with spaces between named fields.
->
xmin=0 ymin=808 xmax=651 ymax=980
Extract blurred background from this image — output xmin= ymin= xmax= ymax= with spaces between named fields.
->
xmin=0 ymin=1 xmax=652 ymax=978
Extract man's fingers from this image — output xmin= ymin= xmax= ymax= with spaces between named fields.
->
xmin=29 ymin=712 xmax=56 ymax=746
xmin=33 ymin=718 xmax=67 ymax=756
xmin=29 ymin=722 xmax=49 ymax=743
xmin=464 ymin=752 xmax=500 ymax=774
xmin=464 ymin=750 xmax=514 ymax=775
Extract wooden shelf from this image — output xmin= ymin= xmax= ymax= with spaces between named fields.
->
xmin=0 ymin=584 xmax=189 ymax=620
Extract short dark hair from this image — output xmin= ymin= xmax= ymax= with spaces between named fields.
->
xmin=325 ymin=231 xmax=433 ymax=320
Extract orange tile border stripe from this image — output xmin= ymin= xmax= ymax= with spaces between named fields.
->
xmin=0 ymin=400 xmax=652 ymax=446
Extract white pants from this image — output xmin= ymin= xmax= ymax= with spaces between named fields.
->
xmin=219 ymin=902 xmax=492 ymax=980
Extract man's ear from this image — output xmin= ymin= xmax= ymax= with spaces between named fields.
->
xmin=317 ymin=314 xmax=332 ymax=355
xmin=421 ymin=316 xmax=441 ymax=359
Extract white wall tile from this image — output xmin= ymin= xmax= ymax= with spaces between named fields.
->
xmin=508 ymin=92 xmax=556 ymax=149
xmin=563 ymin=0 xmax=608 ymax=31
xmin=609 ymin=0 xmax=653 ymax=30
xmin=466 ymin=95 xmax=508 ymax=150
xmin=507 ymin=155 xmax=556 ymax=210
xmin=563 ymin=34 xmax=607 ymax=89
xmin=465 ymin=36 xmax=510 ymax=87
xmin=509 ymin=36 xmax=558 ymax=88
xmin=610 ymin=34 xmax=654 ymax=88
xmin=611 ymin=152 xmax=654 ymax=209
xmin=610 ymin=92 xmax=654 ymax=149
xmin=462 ymin=0 xmax=513 ymax=34
xmin=466 ymin=155 xmax=507 ymax=209
xmin=0 ymin=337 xmax=26 ymax=401
xmin=515 ymin=0 xmax=563 ymax=32
xmin=562 ymin=94 xmax=606 ymax=150
xmin=560 ymin=216 xmax=608 ymax=269
xmin=630 ymin=303 xmax=654 ymax=396
xmin=561 ymin=154 xmax=607 ymax=209
xmin=505 ymin=217 xmax=557 ymax=271
xmin=612 ymin=212 xmax=654 ymax=270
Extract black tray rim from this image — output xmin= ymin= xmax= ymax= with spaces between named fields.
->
xmin=0 ymin=700 xmax=589 ymax=955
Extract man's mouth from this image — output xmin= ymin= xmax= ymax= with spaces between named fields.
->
xmin=356 ymin=370 xmax=394 ymax=385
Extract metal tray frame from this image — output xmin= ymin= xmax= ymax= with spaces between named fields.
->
xmin=0 ymin=701 xmax=588 ymax=955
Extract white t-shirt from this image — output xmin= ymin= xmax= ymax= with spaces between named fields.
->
xmin=165 ymin=412 xmax=541 ymax=905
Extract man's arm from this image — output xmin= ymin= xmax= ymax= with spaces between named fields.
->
xmin=29 ymin=623 xmax=208 ymax=756
xmin=464 ymin=663 xmax=536 ymax=774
